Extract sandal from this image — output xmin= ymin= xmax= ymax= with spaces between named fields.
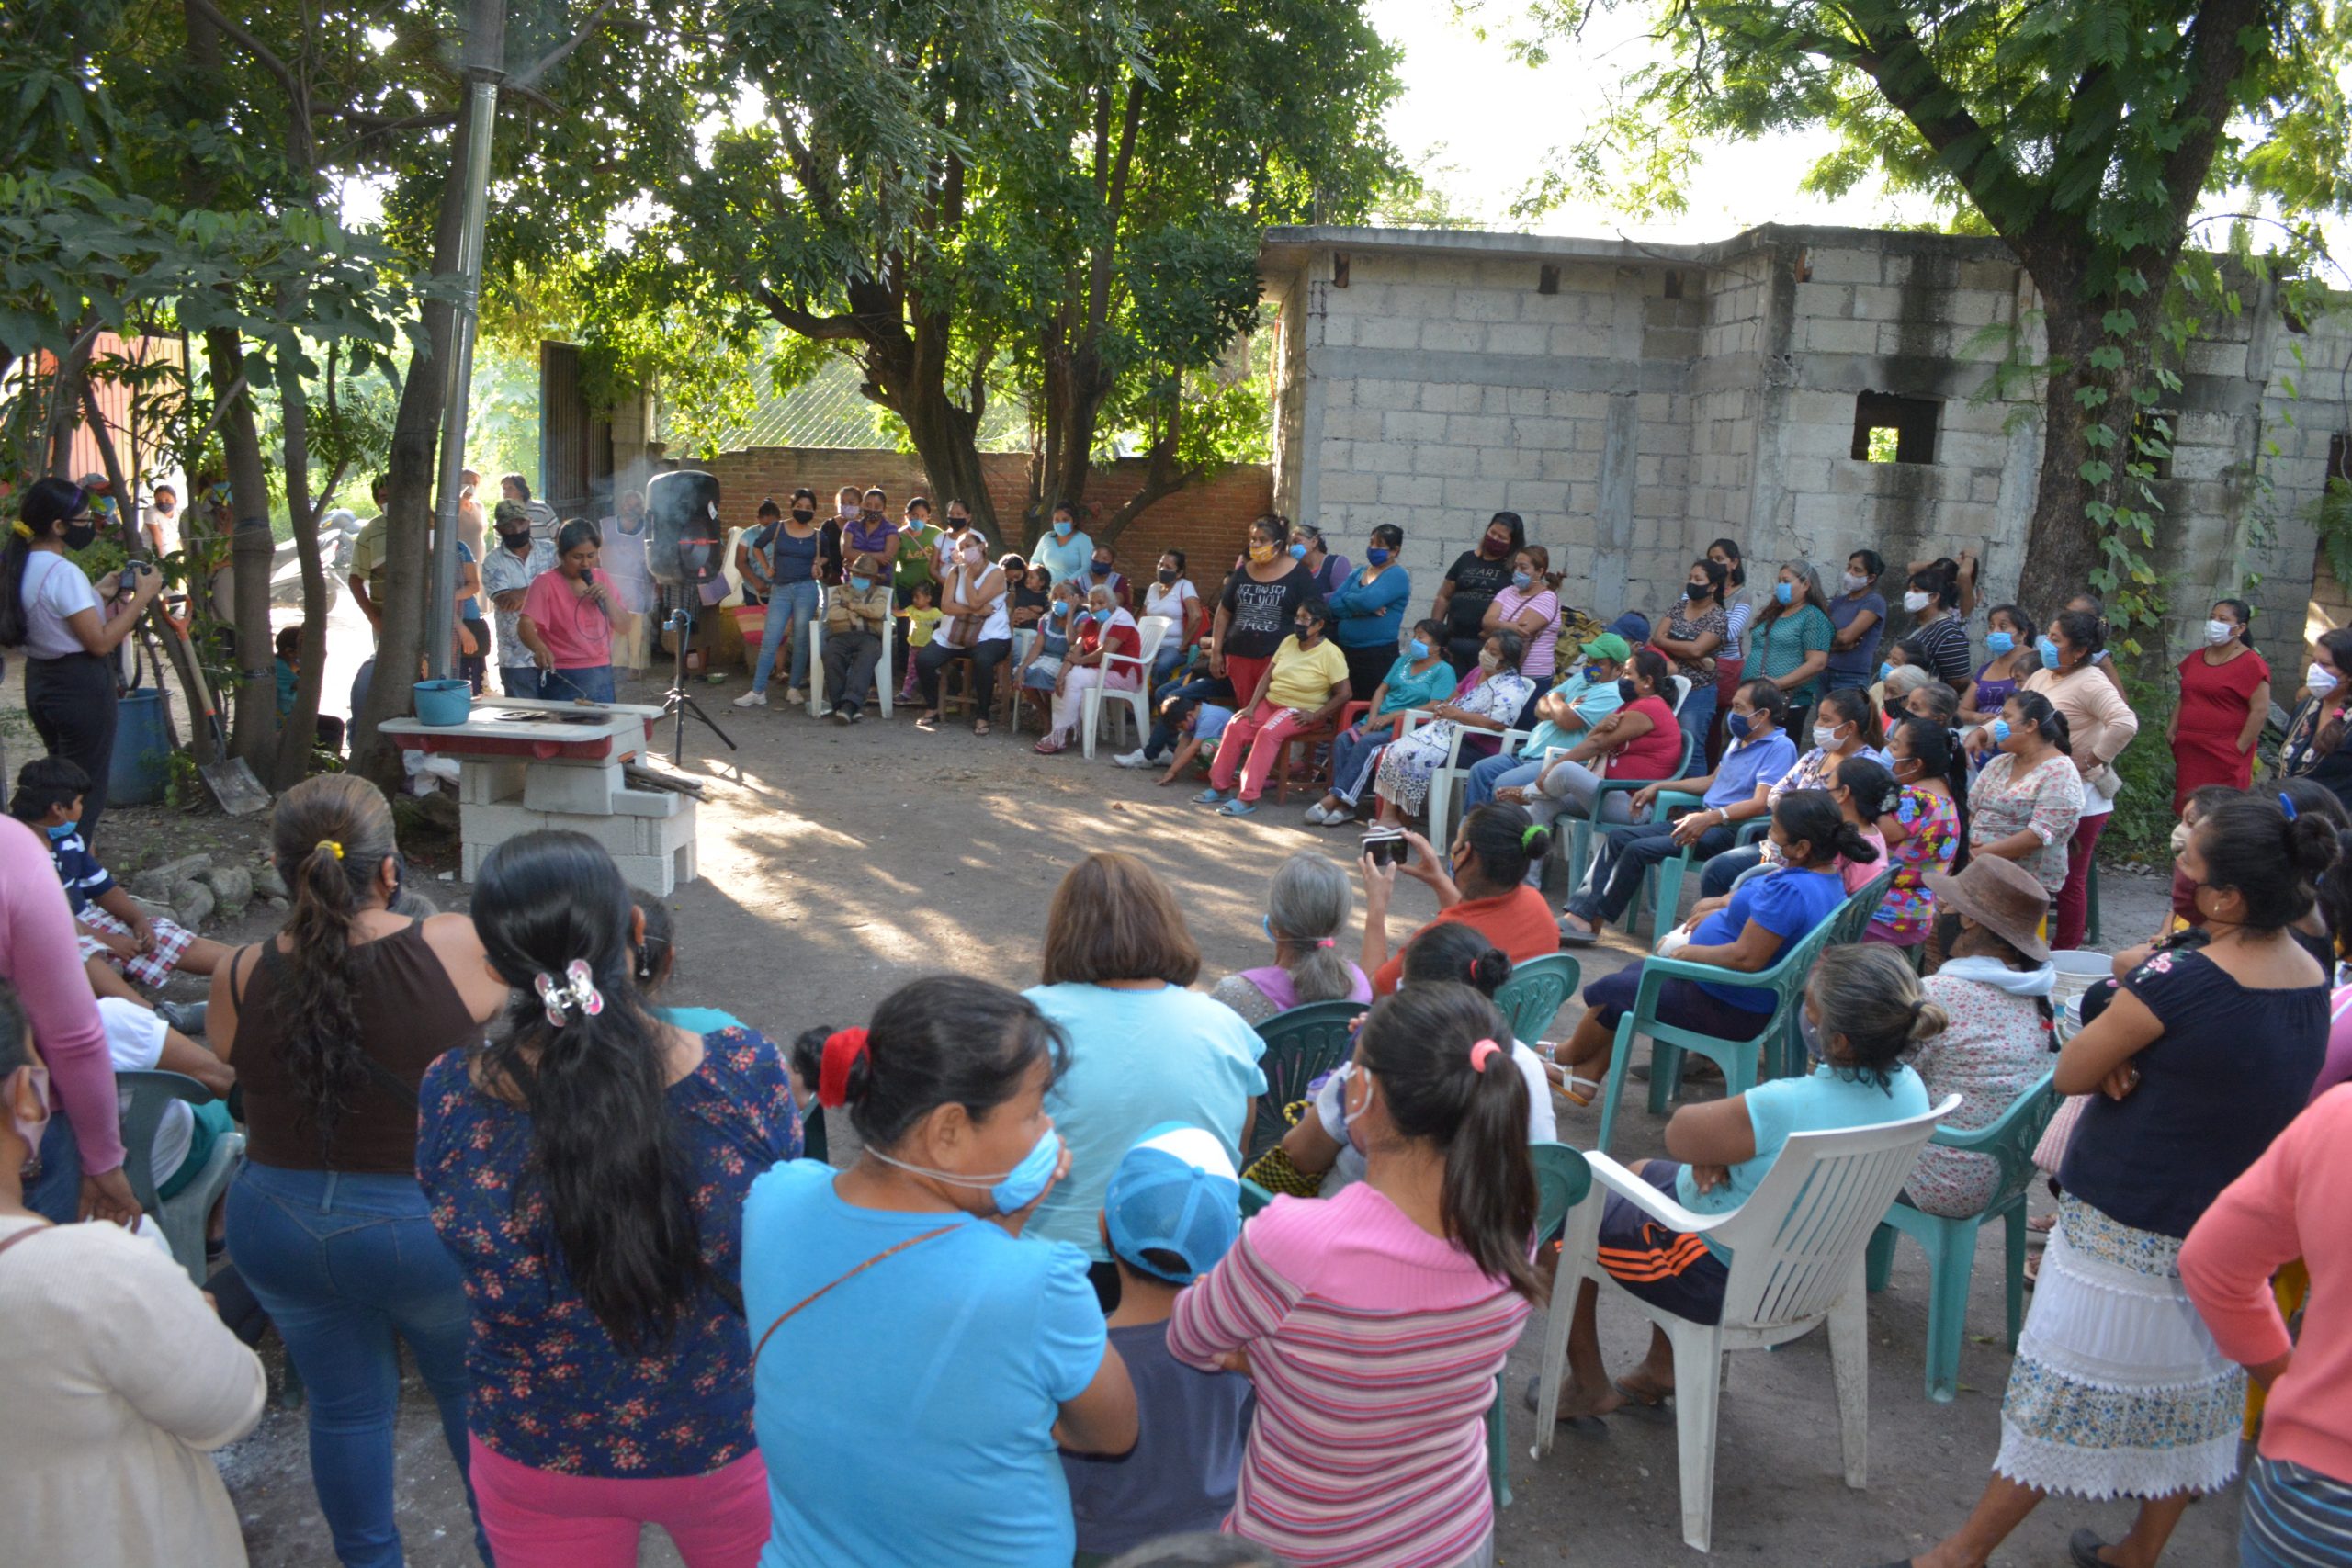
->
xmin=1558 ymin=1074 xmax=1602 ymax=1108
xmin=1032 ymin=735 xmax=1062 ymax=755
xmin=974 ymin=718 xmax=992 ymax=737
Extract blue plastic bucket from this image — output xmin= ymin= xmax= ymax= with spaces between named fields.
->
xmin=413 ymin=679 xmax=474 ymax=727
xmin=109 ymin=688 xmax=174 ymax=806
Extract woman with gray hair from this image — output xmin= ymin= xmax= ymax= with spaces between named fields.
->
xmin=1752 ymin=557 xmax=1835 ymax=741
xmin=1210 ymin=852 xmax=1373 ymax=1024
xmin=1290 ymin=521 xmax=1351 ymax=599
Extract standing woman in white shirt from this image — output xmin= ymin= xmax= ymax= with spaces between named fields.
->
xmin=0 ymin=479 xmax=163 ymax=851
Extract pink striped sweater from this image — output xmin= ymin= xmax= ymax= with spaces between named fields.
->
xmin=1167 ymin=1182 xmax=1532 ymax=1568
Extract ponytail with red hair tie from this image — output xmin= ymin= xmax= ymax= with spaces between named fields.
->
xmin=1468 ymin=1038 xmax=1501 ymax=1072
xmin=817 ymin=1027 xmax=870 ymax=1109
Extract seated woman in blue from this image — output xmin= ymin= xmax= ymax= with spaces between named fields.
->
xmin=742 ymin=976 xmax=1138 ymax=1568
xmin=1549 ymin=789 xmax=1872 ymax=1106
xmin=1543 ymin=942 xmax=1933 ymax=1423
xmin=417 ymin=829 xmax=802 ymax=1568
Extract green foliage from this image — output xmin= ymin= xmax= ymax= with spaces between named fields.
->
xmin=2314 ymin=474 xmax=2352 ymax=590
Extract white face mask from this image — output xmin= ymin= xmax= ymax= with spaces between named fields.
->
xmin=1842 ymin=571 xmax=1869 ymax=592
xmin=1478 ymin=650 xmax=1501 ymax=673
xmin=1902 ymin=590 xmax=1931 ymax=613
xmin=9 ymin=1064 xmax=51 ymax=1173
xmin=2310 ymin=662 xmax=2341 ymax=697
xmin=2204 ymin=619 xmax=2235 ymax=647
xmin=1812 ymin=722 xmax=1846 ymax=751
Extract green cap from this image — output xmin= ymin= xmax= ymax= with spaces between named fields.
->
xmin=1582 ymin=632 xmax=1632 ymax=663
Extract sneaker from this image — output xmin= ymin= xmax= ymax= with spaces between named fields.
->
xmin=1218 ymin=798 xmax=1258 ymax=818
xmin=155 ymin=998 xmax=208 ymax=1037
xmin=831 ymin=708 xmax=852 ymax=726
xmin=1112 ymin=750 xmax=1153 ymax=770
xmin=848 ymin=706 xmax=865 ymax=723
xmin=732 ymin=690 xmax=767 ymax=709
xmin=1305 ymin=803 xmax=1340 ymax=826
xmin=783 ymin=686 xmax=806 ymax=705
xmin=1192 ymin=787 xmax=1230 ymax=807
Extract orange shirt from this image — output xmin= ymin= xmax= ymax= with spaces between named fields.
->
xmin=1373 ymin=884 xmax=1559 ymax=996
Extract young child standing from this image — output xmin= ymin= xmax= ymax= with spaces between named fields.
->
xmin=9 ymin=758 xmax=231 ymax=1008
xmin=1062 ymin=1124 xmax=1254 ymax=1566
xmin=896 ymin=581 xmax=943 ymax=699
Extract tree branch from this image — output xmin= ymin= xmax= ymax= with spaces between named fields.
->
xmin=751 ymin=283 xmax=869 ymax=343
xmin=507 ymin=0 xmax=620 ymax=92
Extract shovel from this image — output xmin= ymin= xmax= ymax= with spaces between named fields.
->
xmin=161 ymin=602 xmax=271 ymax=815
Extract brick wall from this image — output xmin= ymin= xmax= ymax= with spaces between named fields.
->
xmin=695 ymin=446 xmax=1273 ymax=600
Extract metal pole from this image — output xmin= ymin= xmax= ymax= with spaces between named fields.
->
xmin=425 ymin=26 xmax=503 ymax=681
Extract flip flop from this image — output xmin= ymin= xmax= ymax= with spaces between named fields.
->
xmin=1558 ymin=1075 xmax=1602 ymax=1107
xmin=1612 ymin=1375 xmax=1674 ymax=1415
xmin=1519 ymin=1376 xmax=1610 ymax=1437
xmin=1558 ymin=919 xmax=1600 ymax=947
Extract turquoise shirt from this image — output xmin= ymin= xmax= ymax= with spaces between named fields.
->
xmin=1515 ymin=669 xmax=1625 ymax=758
xmin=1679 ymin=1063 xmax=1930 ymax=1258
xmin=1372 ymin=654 xmax=1459 ymax=717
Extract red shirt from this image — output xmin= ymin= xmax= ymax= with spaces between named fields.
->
xmin=1374 ymin=885 xmax=1559 ymax=997
xmin=1607 ymin=694 xmax=1682 ymax=780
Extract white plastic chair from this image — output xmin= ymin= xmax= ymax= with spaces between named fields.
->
xmin=1667 ymin=672 xmax=1691 ymax=714
xmin=1535 ymin=1096 xmax=1959 ymax=1552
xmin=807 ymin=596 xmax=893 ymax=718
xmin=1080 ymin=616 xmax=1169 ymax=759
xmin=118 ymin=1069 xmax=243 ymax=1287
xmin=1412 ymin=704 xmax=1532 ymax=854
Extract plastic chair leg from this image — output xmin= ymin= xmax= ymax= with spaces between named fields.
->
xmin=806 ymin=621 xmax=825 ymax=716
xmin=1865 ymin=1224 xmax=1897 ymax=1293
xmin=1827 ymin=1269 xmax=1871 ymax=1488
xmin=1922 ymin=1217 xmax=1984 ymax=1404
xmin=2086 ymin=855 xmax=2102 ymax=946
xmin=1666 ymin=1317 xmax=1724 ymax=1552
xmin=2003 ymin=1201 xmax=2028 ymax=1351
xmin=1081 ymin=689 xmax=1101 ymax=758
xmin=1647 ymin=1040 xmax=1680 ymax=1118
xmin=1596 ymin=1016 xmax=1641 ymax=1156
xmin=1486 ymin=1375 xmax=1511 ymax=1508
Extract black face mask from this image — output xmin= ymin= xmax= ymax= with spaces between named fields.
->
xmin=61 ymin=519 xmax=99 ymax=552
xmin=1616 ymin=677 xmax=1637 ymax=704
xmin=791 ymin=509 xmax=813 ymax=524
xmin=1156 ymin=568 xmax=1178 ymax=585
xmin=499 ymin=529 xmax=533 ymax=552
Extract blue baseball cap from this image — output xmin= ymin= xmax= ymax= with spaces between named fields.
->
xmin=1104 ymin=1122 xmax=1242 ymax=1284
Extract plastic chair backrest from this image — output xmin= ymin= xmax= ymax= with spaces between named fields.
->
xmin=1124 ymin=615 xmax=1169 ymax=673
xmin=1249 ymin=1000 xmax=1368 ymax=1158
xmin=1494 ymin=954 xmax=1582 ymax=1044
xmin=1830 ymin=867 xmax=1898 ymax=945
xmin=117 ymin=1069 xmax=215 ymax=1214
xmin=1529 ymin=1142 xmax=1591 ymax=1236
xmin=1928 ymin=1071 xmax=2058 ymax=1215
xmin=1240 ymin=1177 xmax=1277 ymax=1219
xmin=1668 ymin=673 xmax=1691 ymax=715
xmin=1668 ymin=722 xmax=1698 ymax=781
xmin=1713 ymin=1095 xmax=1958 ymax=1330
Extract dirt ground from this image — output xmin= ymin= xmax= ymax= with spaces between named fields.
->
xmin=9 ymin=646 xmax=2241 ymax=1568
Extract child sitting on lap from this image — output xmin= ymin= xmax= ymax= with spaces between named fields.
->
xmin=9 ymin=758 xmax=230 ymax=1006
xmin=1063 ymin=1124 xmax=1254 ymax=1567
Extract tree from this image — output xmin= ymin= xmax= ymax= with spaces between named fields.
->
xmin=617 ymin=0 xmax=1401 ymax=547
xmin=1486 ymin=0 xmax=2351 ymax=623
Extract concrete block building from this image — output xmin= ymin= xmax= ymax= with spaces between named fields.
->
xmin=1261 ymin=224 xmax=2352 ymax=676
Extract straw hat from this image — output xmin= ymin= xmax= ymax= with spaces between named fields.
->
xmin=1922 ymin=855 xmax=2051 ymax=963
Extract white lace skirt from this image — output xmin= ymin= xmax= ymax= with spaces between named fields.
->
xmin=1993 ymin=1196 xmax=2245 ymax=1500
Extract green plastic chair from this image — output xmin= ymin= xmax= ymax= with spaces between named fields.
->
xmin=119 ymin=1069 xmax=243 ymax=1287
xmin=1865 ymin=1072 xmax=2060 ymax=1401
xmin=1493 ymin=953 xmax=1582 ymax=1045
xmin=1247 ymin=1000 xmax=1367 ymax=1160
xmin=1238 ymin=1145 xmax=1592 ymax=1511
xmin=1593 ymin=894 xmax=1848 ymax=1156
xmin=1564 ymin=726 xmax=1696 ymax=895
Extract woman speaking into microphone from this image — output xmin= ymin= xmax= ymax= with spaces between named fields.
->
xmin=0 ymin=477 xmax=163 ymax=849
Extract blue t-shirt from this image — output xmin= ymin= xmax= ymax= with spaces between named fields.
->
xmin=47 ymin=829 xmax=113 ymax=915
xmin=1062 ymin=1318 xmax=1254 ymax=1557
xmin=457 ymin=539 xmax=481 ymax=621
xmin=743 ymin=1160 xmax=1108 ymax=1568
xmin=1023 ymin=982 xmax=1268 ymax=1258
xmin=1678 ymin=1064 xmax=1930 ymax=1247
xmin=1033 ymin=531 xmax=1095 ymax=586
xmin=1702 ymin=730 xmax=1799 ymax=812
xmin=657 ymin=1004 xmax=752 ymax=1035
xmin=1517 ymin=669 xmax=1625 ymax=758
xmin=1326 ymin=563 xmax=1413 ymax=649
xmin=1688 ymin=864 xmax=1848 ymax=1011
xmin=1824 ymin=589 xmax=1886 ymax=677
xmin=416 ymin=1028 xmax=802 ymax=1477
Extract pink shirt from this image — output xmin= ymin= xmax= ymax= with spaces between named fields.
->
xmin=0 ymin=817 xmax=122 ymax=1171
xmin=1488 ymin=584 xmax=1561 ymax=682
xmin=1842 ymin=828 xmax=1889 ymax=894
xmin=519 ymin=568 xmax=620 ymax=667
xmin=2181 ymin=1086 xmax=2352 ymax=1483
xmin=1168 ymin=1182 xmax=1532 ymax=1568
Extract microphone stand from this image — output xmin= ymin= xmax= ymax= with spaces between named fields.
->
xmin=657 ymin=597 xmax=736 ymax=765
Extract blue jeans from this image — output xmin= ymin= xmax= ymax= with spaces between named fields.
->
xmin=498 ymin=666 xmax=542 ymax=698
xmin=1327 ymin=717 xmax=1400 ymax=806
xmin=28 ymin=1112 xmax=86 ymax=1223
xmin=227 ymin=1163 xmax=484 ymax=1568
xmin=543 ymin=664 xmax=616 ymax=704
xmin=752 ymin=578 xmax=820 ymax=694
xmin=1569 ymin=821 xmax=1735 ymax=925
xmin=1145 ymin=674 xmax=1229 ymax=760
xmin=1823 ymin=667 xmax=1871 ymax=694
xmin=1674 ymin=680 xmax=1716 ymax=769
xmin=1699 ymin=844 xmax=1766 ymax=897
xmin=1465 ymin=751 xmax=1538 ymax=812
xmin=1150 ymin=641 xmax=1186 ymax=682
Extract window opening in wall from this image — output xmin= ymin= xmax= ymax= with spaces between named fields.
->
xmin=1663 ymin=269 xmax=1683 ymax=299
xmin=1332 ymin=253 xmax=1349 ymax=288
xmin=1538 ymin=264 xmax=1560 ymax=296
xmin=1851 ymin=391 xmax=1940 ymax=464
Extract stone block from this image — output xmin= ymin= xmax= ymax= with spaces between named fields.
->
xmin=1326 ymin=408 xmax=1383 ymax=441
xmin=1320 ymin=470 xmax=1382 ymax=504
xmin=460 ymin=801 xmax=547 ymax=844
xmin=457 ymin=760 xmax=526 ymax=806
xmin=1356 ymin=315 xmax=1419 ymax=352
xmin=610 ymin=787 xmax=684 ymax=820
xmin=198 ymin=865 xmax=253 ymax=917
xmin=251 ymin=863 xmax=288 ymax=901
xmin=523 ymin=761 xmax=625 ymax=816
xmin=1379 ymin=473 xmax=1429 ymax=506
xmin=611 ymin=852 xmax=678 ymax=897
xmin=641 ymin=800 xmax=698 ymax=857
xmin=545 ymin=809 xmax=655 ymax=859
xmin=1357 ymin=378 xmax=1419 ymax=411
xmin=1804 ymin=247 xmax=1883 ymax=286
xmin=1419 ymin=320 xmax=1485 ymax=354
xmin=170 ymin=880 xmax=215 ymax=930
xmin=131 ymin=854 xmax=213 ymax=904
xmin=1317 ymin=314 xmax=1357 ymax=349
xmin=1413 ymin=445 xmax=1477 ymax=478
xmin=1503 ymin=481 xmax=1571 ymax=513
xmin=1795 ymin=282 xmax=1856 ymax=320
xmin=1447 ymin=414 xmax=1510 ymax=446
xmin=1383 ymin=411 xmax=1447 ymax=445
xmin=1803 ymin=318 xmax=1879 ymax=355
xmin=1455 ymin=290 xmax=1521 ymax=324
xmin=1510 ymin=417 xmax=1574 ymax=450
xmin=1478 ymin=446 xmax=1543 ymax=481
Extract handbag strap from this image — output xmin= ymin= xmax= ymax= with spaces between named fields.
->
xmin=0 ymin=1222 xmax=55 ymax=1265
xmin=751 ymin=1224 xmax=960 ymax=1366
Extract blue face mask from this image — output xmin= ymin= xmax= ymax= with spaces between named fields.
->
xmin=1365 ymin=547 xmax=1391 ymax=566
xmin=1288 ymin=542 xmax=1308 ymax=559
xmin=1727 ymin=712 xmax=1754 ymax=740
xmin=1052 ymin=520 xmax=1073 ymax=538
xmin=43 ymin=819 xmax=78 ymax=842
xmin=1511 ymin=570 xmax=1532 ymax=590
xmin=1990 ymin=718 xmax=2014 ymax=744
xmin=1092 ymin=608 xmax=1113 ymax=623
xmin=1878 ymin=661 xmax=1894 ymax=682
xmin=871 ymin=1127 xmax=1064 ymax=1217
xmin=1985 ymin=630 xmax=2016 ymax=656
xmin=1089 ymin=561 xmax=1112 ymax=578
xmin=850 ymin=575 xmax=874 ymax=592
xmin=1049 ymin=602 xmax=1069 ymax=619
xmin=2036 ymin=636 xmax=2063 ymax=669
xmin=1774 ymin=581 xmax=1794 ymax=605
xmin=1408 ymin=638 xmax=1430 ymax=660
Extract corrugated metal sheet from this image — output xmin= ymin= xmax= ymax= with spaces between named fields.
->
xmin=538 ymin=340 xmax=612 ymax=520
xmin=36 ymin=333 xmax=185 ymax=485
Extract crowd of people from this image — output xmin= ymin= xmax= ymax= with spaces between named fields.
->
xmin=8 ymin=476 xmax=2352 ymax=1568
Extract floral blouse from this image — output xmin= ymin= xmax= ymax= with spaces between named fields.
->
xmin=1904 ymin=972 xmax=2053 ymax=1217
xmin=418 ymin=1027 xmax=802 ymax=1477
xmin=1659 ymin=601 xmax=1730 ymax=681
xmin=1967 ymin=752 xmax=2084 ymax=893
xmin=1870 ymin=784 xmax=1960 ymax=942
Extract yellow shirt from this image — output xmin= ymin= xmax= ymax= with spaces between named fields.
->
xmin=899 ymin=604 xmax=944 ymax=648
xmin=1264 ymin=634 xmax=1350 ymax=712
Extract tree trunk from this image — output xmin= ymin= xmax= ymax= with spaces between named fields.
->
xmin=270 ymin=360 xmax=332 ymax=789
xmin=206 ymin=328 xmax=278 ymax=765
xmin=350 ymin=96 xmax=478 ymax=791
xmin=866 ymin=291 xmax=1001 ymax=547
xmin=2013 ymin=288 xmax=2149 ymax=617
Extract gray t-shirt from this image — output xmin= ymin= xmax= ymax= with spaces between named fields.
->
xmin=481 ymin=538 xmax=556 ymax=669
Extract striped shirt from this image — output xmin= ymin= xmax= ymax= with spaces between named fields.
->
xmin=45 ymin=829 xmax=114 ymax=916
xmin=1167 ymin=1182 xmax=1532 ymax=1568
xmin=2244 ymin=1454 xmax=2352 ymax=1566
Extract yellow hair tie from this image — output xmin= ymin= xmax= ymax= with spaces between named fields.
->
xmin=316 ymin=840 xmax=344 ymax=860
xmin=10 ymin=521 xmax=31 ymax=540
